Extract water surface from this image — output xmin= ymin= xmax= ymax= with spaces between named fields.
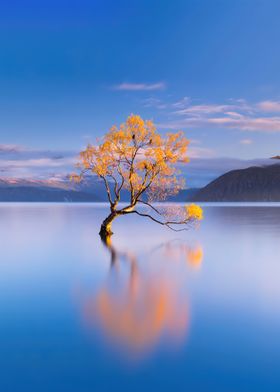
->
xmin=0 ymin=203 xmax=280 ymax=391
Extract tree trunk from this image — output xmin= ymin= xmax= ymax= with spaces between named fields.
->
xmin=99 ymin=211 xmax=119 ymax=239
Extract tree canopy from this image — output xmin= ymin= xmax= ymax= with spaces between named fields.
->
xmin=73 ymin=114 xmax=202 ymax=237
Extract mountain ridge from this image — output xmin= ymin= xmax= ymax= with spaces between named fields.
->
xmin=194 ymin=164 xmax=280 ymax=201
xmin=2 ymin=163 xmax=280 ymax=202
xmin=0 ymin=185 xmax=100 ymax=202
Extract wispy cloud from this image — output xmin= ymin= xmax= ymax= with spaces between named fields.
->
xmin=240 ymin=139 xmax=253 ymax=145
xmin=113 ymin=82 xmax=166 ymax=91
xmin=0 ymin=144 xmax=77 ymax=179
xmin=174 ymin=104 xmax=234 ymax=116
xmin=172 ymin=97 xmax=191 ymax=109
xmin=188 ymin=146 xmax=216 ymax=159
xmin=208 ymin=116 xmax=280 ymax=132
xmin=0 ymin=144 xmax=23 ymax=154
xmin=142 ymin=97 xmax=167 ymax=109
xmin=0 ymin=157 xmax=75 ymax=169
xmin=257 ymin=100 xmax=280 ymax=112
xmin=156 ymin=98 xmax=280 ymax=132
xmin=0 ymin=144 xmax=272 ymax=189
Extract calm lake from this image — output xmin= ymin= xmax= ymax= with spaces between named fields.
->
xmin=1 ymin=203 xmax=280 ymax=391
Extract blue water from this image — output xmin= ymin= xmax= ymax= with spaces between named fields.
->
xmin=0 ymin=203 xmax=280 ymax=391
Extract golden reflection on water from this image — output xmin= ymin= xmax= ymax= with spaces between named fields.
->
xmin=82 ymin=238 xmax=203 ymax=357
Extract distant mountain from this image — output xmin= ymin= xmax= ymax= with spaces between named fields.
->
xmin=166 ymin=188 xmax=200 ymax=202
xmin=0 ymin=178 xmax=69 ymax=189
xmin=77 ymin=178 xmax=199 ymax=202
xmin=194 ymin=164 xmax=280 ymax=201
xmin=0 ymin=176 xmax=117 ymax=202
xmin=0 ymin=185 xmax=99 ymax=202
xmin=0 ymin=175 xmax=200 ymax=202
xmin=74 ymin=176 xmax=131 ymax=201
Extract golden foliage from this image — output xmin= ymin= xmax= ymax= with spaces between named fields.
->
xmin=75 ymin=114 xmax=203 ymax=230
xmin=78 ymin=114 xmax=189 ymax=203
xmin=186 ymin=204 xmax=203 ymax=221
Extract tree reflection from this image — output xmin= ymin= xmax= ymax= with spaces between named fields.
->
xmin=83 ymin=236 xmax=203 ymax=357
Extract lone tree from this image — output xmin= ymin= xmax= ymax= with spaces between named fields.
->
xmin=73 ymin=114 xmax=202 ymax=239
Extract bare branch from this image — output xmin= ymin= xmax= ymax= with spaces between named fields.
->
xmin=116 ymin=165 xmax=125 ymax=197
xmin=134 ymin=167 xmax=160 ymax=201
xmin=128 ymin=145 xmax=141 ymax=203
xmin=100 ymin=175 xmax=114 ymax=206
xmin=127 ymin=210 xmax=191 ymax=231
xmin=108 ymin=174 xmax=119 ymax=199
xmin=137 ymin=199 xmax=163 ymax=216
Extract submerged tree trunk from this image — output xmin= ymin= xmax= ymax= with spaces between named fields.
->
xmin=99 ymin=211 xmax=119 ymax=239
xmin=99 ymin=226 xmax=118 ymax=268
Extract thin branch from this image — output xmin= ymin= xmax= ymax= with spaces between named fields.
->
xmin=116 ymin=165 xmax=125 ymax=197
xmin=108 ymin=174 xmax=119 ymax=199
xmin=135 ymin=167 xmax=160 ymax=201
xmin=128 ymin=145 xmax=141 ymax=204
xmin=128 ymin=210 xmax=191 ymax=232
xmin=100 ymin=175 xmax=114 ymax=206
xmin=138 ymin=199 xmax=163 ymax=216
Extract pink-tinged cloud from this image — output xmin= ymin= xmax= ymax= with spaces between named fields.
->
xmin=0 ymin=157 xmax=75 ymax=169
xmin=0 ymin=142 xmax=272 ymax=188
xmin=208 ymin=116 xmax=280 ymax=131
xmin=0 ymin=144 xmax=23 ymax=153
xmin=257 ymin=100 xmax=280 ymax=112
xmin=188 ymin=146 xmax=216 ymax=159
xmin=142 ymin=97 xmax=167 ymax=109
xmin=240 ymin=139 xmax=253 ymax=145
xmin=156 ymin=97 xmax=280 ymax=132
xmin=175 ymin=104 xmax=234 ymax=115
xmin=113 ymin=82 xmax=166 ymax=91
xmin=0 ymin=144 xmax=77 ymax=179
xmin=172 ymin=97 xmax=191 ymax=109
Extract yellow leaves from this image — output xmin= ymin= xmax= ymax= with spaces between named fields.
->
xmin=126 ymin=113 xmax=145 ymax=128
xmin=151 ymin=134 xmax=161 ymax=146
xmin=185 ymin=204 xmax=203 ymax=221
xmin=136 ymin=160 xmax=152 ymax=171
xmin=75 ymin=114 xmax=194 ymax=204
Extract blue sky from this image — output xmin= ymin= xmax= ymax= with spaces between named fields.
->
xmin=1 ymin=0 xmax=280 ymax=182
